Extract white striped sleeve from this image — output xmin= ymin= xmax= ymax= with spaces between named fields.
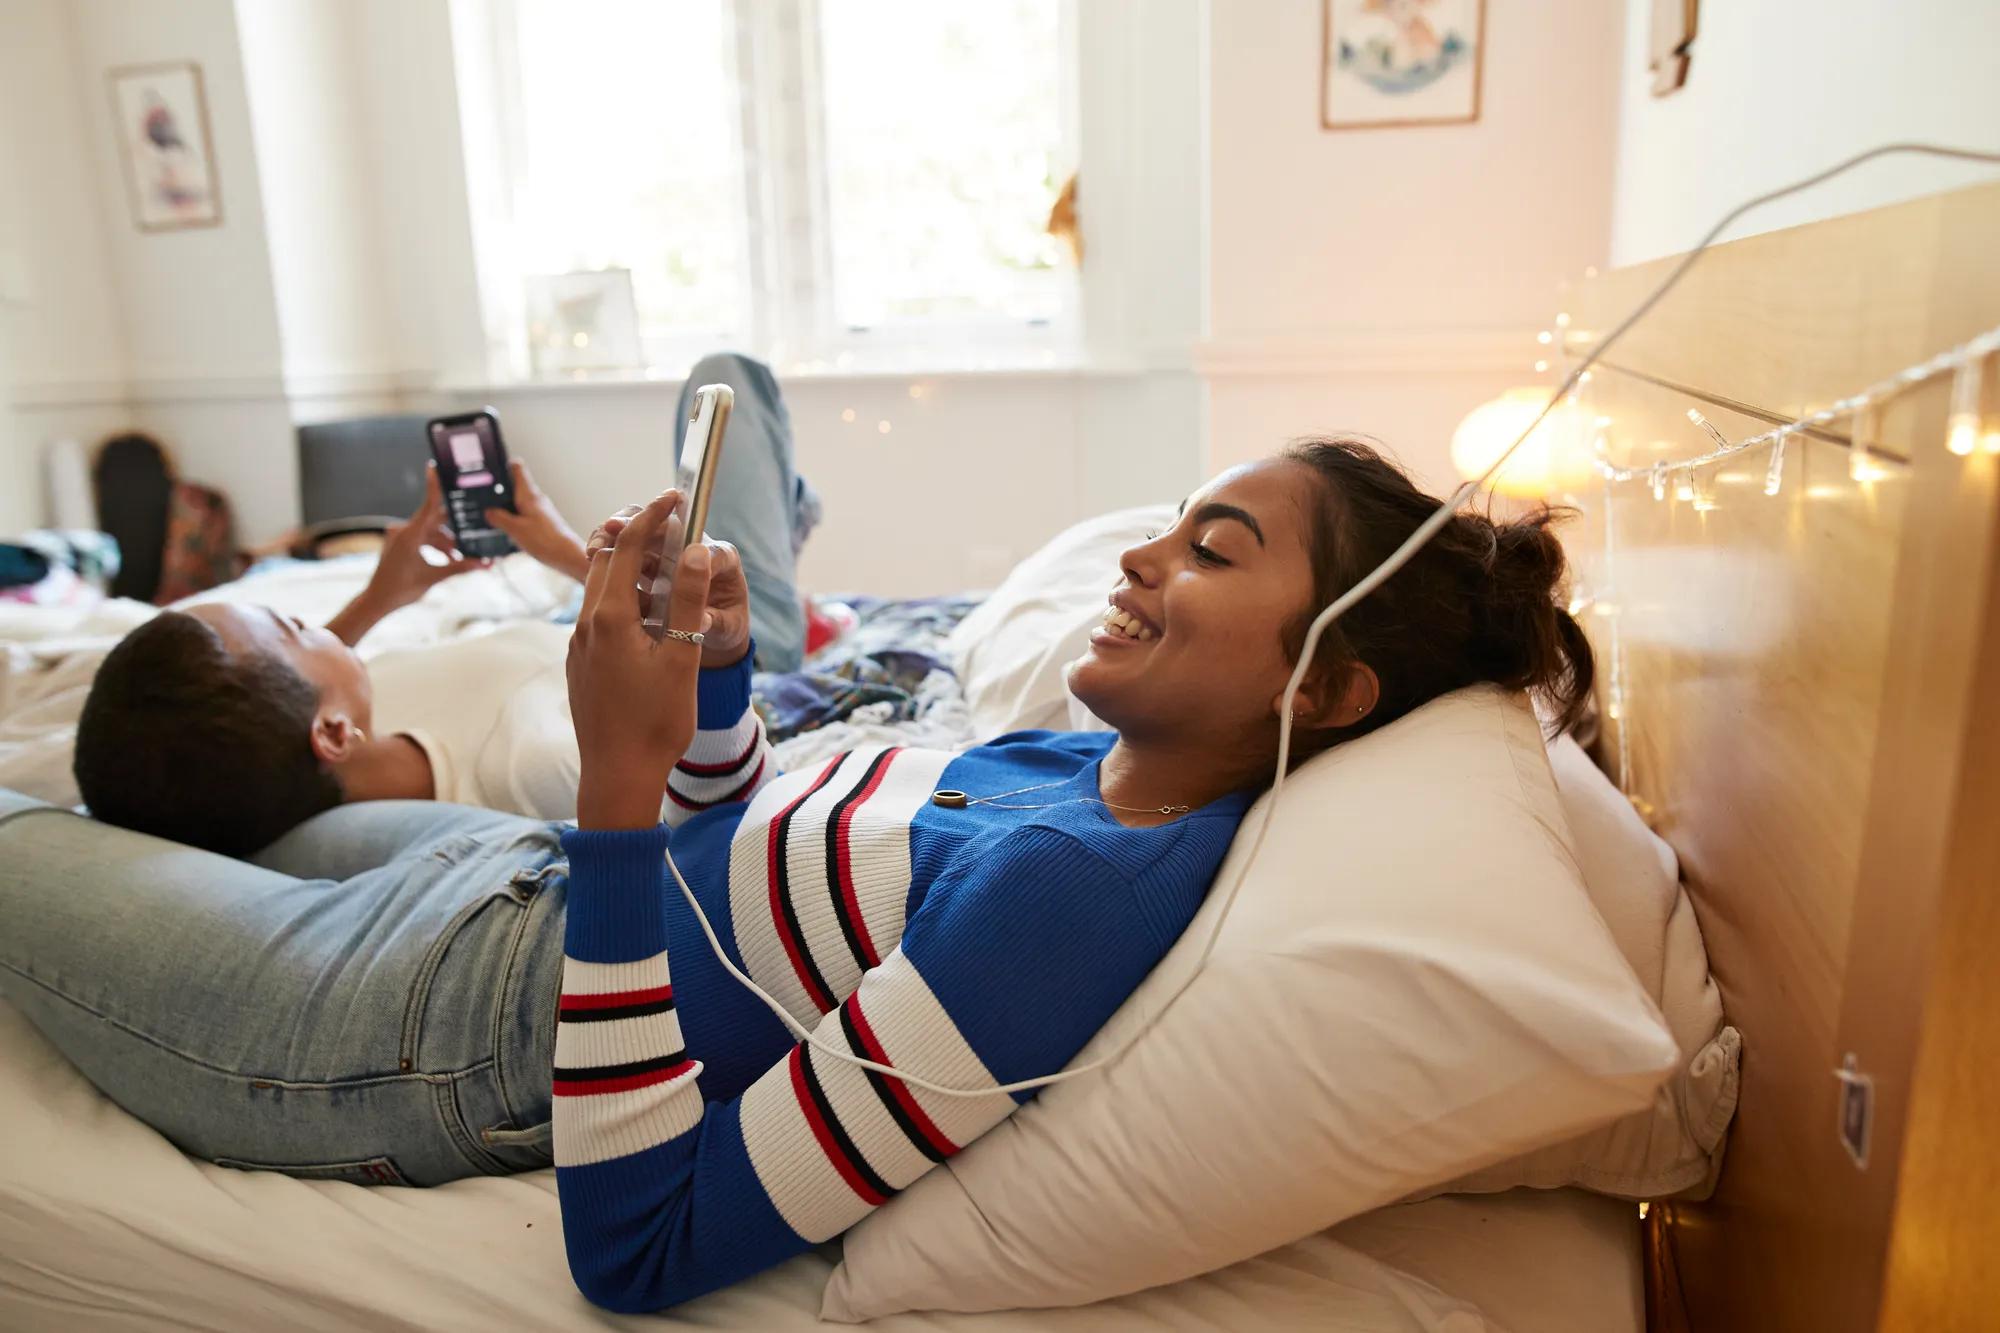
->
xmin=662 ymin=653 xmax=775 ymax=827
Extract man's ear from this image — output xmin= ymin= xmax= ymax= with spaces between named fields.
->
xmin=309 ymin=710 xmax=365 ymax=766
xmin=1272 ymin=662 xmax=1380 ymax=730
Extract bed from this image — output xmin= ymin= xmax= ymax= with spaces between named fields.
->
xmin=0 ymin=990 xmax=1640 ymax=1331
xmin=7 ymin=181 xmax=1995 ymax=1329
xmin=0 ymin=556 xmax=1645 ymax=1330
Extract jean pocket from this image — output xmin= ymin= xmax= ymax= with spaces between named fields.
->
xmin=481 ymin=1119 xmax=554 ymax=1168
xmin=213 ymin=1154 xmax=411 ymax=1187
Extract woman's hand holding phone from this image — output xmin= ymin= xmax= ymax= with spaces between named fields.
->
xmin=593 ymin=496 xmax=753 ymax=671
xmin=568 ymin=491 xmax=732 ymax=831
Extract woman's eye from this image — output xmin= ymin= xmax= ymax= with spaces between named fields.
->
xmin=1190 ymin=541 xmax=1228 ymax=567
xmin=1143 ymin=529 xmax=1160 ymax=541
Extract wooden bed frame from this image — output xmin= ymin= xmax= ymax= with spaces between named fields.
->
xmin=1567 ymin=182 xmax=2000 ymax=1332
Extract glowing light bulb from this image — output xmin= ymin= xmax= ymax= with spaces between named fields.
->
xmin=840 ymin=407 xmax=856 ymax=423
xmin=1946 ymin=357 xmax=1983 ymax=455
xmin=1556 ymin=312 xmax=1572 ymax=329
xmin=1534 ymin=359 xmax=1550 ymax=373
xmin=1537 ymin=330 xmax=1553 ymax=346
xmin=1692 ymin=469 xmax=1719 ymax=512
xmin=1764 ymin=436 xmax=1787 ymax=496
xmin=877 ymin=420 xmax=892 ymax=435
xmin=1675 ymin=480 xmax=1695 ymax=503
xmin=1686 ymin=408 xmax=1730 ymax=450
xmin=1768 ymin=434 xmax=1800 ymax=496
xmin=1651 ymin=465 xmax=1667 ymax=502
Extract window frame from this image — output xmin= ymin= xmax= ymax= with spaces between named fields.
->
xmin=459 ymin=0 xmax=1081 ymax=382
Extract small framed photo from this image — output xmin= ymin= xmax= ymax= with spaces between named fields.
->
xmin=1322 ymin=0 xmax=1486 ymax=131
xmin=525 ymin=269 xmax=644 ymax=376
xmin=108 ymin=62 xmax=223 ymax=231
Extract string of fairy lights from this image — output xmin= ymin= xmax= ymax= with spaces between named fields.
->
xmin=1536 ymin=302 xmax=2000 ymax=796
xmin=1585 ymin=322 xmax=2000 ymax=500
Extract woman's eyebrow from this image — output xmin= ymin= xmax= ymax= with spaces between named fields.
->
xmin=1188 ymin=501 xmax=1266 ymax=547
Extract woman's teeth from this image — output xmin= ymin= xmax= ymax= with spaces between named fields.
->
xmin=1101 ymin=606 xmax=1155 ymax=641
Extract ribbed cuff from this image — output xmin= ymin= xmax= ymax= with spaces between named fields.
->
xmin=695 ymin=643 xmax=756 ymax=729
xmin=560 ymin=824 xmax=670 ymax=962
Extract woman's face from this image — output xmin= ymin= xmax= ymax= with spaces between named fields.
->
xmin=1067 ymin=458 xmax=1326 ymax=751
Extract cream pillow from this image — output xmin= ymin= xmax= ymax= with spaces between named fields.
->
xmin=953 ymin=507 xmax=1740 ymax=1194
xmin=1432 ymin=737 xmax=1740 ymax=1199
xmin=821 ymin=686 xmax=1679 ymax=1319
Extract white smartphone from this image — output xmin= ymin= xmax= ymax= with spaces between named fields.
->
xmin=644 ymin=383 xmax=733 ymax=634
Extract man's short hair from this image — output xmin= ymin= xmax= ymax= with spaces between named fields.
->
xmin=73 ymin=611 xmax=342 ymax=856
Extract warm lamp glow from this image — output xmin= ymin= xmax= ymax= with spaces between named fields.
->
xmin=1451 ymin=387 xmax=1597 ymax=497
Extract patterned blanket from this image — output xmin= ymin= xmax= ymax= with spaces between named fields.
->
xmin=755 ymin=595 xmax=982 ymax=764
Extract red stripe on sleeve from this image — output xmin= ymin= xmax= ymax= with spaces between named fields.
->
xmin=787 ymin=1046 xmax=890 ymax=1206
xmin=552 ymin=1060 xmax=696 ymax=1098
xmin=767 ymin=758 xmax=845 ymax=1014
xmin=847 ymin=994 xmax=961 ymax=1159
xmin=560 ymin=984 xmax=674 ymax=1013
xmin=832 ymin=749 xmax=899 ymax=969
xmin=676 ymin=727 xmax=763 ymax=777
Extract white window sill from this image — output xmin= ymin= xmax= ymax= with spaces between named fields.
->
xmin=436 ymin=346 xmax=1187 ymax=396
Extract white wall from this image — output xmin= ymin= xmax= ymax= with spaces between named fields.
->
xmin=0 ymin=0 xmax=133 ymax=532
xmin=1200 ymin=0 xmax=1624 ymax=492
xmin=1610 ymin=0 xmax=2000 ymax=266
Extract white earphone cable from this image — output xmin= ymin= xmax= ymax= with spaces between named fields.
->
xmin=661 ymin=142 xmax=2000 ymax=1097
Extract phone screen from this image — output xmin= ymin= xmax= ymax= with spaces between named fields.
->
xmin=427 ymin=412 xmax=515 ymax=557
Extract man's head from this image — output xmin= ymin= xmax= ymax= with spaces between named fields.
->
xmin=73 ymin=605 xmax=373 ymax=856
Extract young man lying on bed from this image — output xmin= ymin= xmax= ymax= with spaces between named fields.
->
xmin=66 ymin=354 xmax=815 ymax=853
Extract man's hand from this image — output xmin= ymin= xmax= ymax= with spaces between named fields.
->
xmin=569 ymin=491 xmax=716 ymax=830
xmin=328 ymin=467 xmax=484 ymax=646
xmin=486 ymin=460 xmax=589 ymax=582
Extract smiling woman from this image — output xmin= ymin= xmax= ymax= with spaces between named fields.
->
xmin=524 ymin=428 xmax=1598 ymax=1313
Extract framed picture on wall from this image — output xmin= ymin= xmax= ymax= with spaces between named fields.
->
xmin=1321 ymin=0 xmax=1486 ymax=130
xmin=524 ymin=269 xmax=644 ymax=376
xmin=108 ymin=61 xmax=223 ymax=231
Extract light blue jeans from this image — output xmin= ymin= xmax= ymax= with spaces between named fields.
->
xmin=0 ymin=353 xmax=815 ymax=1184
xmin=0 ymin=795 xmax=570 ymax=1185
xmin=680 ymin=351 xmax=819 ymax=673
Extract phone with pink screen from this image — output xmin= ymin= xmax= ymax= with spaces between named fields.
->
xmin=425 ymin=409 xmax=517 ymax=559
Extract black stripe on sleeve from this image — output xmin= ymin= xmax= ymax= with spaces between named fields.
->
xmin=840 ymin=1003 xmax=949 ymax=1166
xmin=798 ymin=1042 xmax=898 ymax=1201
xmin=822 ymin=748 xmax=896 ymax=973
xmin=558 ymin=996 xmax=678 ymax=1024
xmin=551 ymin=1051 xmax=689 ymax=1083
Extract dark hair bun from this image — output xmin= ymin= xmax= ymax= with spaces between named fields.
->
xmin=1283 ymin=437 xmax=1595 ymax=747
xmin=1461 ymin=507 xmax=1592 ymax=734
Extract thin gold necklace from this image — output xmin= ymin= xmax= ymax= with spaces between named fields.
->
xmin=931 ymin=779 xmax=1191 ymax=817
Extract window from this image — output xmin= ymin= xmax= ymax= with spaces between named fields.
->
xmin=456 ymin=0 xmax=1074 ymax=379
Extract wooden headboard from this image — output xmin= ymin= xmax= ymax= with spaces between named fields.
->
xmin=1567 ymin=182 xmax=2000 ymax=1332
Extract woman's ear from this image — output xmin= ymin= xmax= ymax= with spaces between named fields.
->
xmin=1272 ymin=662 xmax=1379 ymax=730
xmin=1330 ymin=662 xmax=1379 ymax=726
xmin=309 ymin=710 xmax=366 ymax=766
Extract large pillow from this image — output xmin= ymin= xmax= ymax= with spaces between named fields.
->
xmin=946 ymin=504 xmax=1175 ymax=737
xmin=952 ymin=507 xmax=1740 ymax=1197
xmin=1431 ymin=736 xmax=1739 ymax=1199
xmin=821 ymin=685 xmax=1679 ymax=1319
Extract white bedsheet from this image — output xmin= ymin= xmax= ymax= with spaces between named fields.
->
xmin=0 ymin=996 xmax=1637 ymax=1332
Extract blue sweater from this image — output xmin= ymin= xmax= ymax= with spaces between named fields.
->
xmin=554 ymin=654 xmax=1251 ymax=1311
